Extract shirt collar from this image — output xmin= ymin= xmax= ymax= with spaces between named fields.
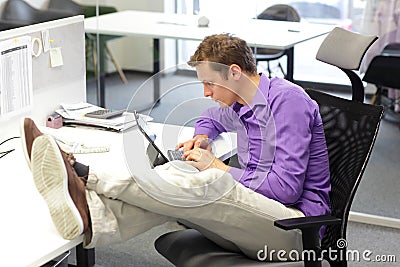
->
xmin=232 ymin=73 xmax=270 ymax=117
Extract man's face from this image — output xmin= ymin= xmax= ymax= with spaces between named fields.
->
xmin=196 ymin=63 xmax=238 ymax=108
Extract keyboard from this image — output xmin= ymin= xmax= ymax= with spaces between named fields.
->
xmin=51 ymin=135 xmax=109 ymax=154
xmin=167 ymin=149 xmax=184 ymax=161
xmin=71 ymin=145 xmax=110 ymax=154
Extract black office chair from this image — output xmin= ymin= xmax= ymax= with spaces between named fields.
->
xmin=47 ymin=0 xmax=127 ymax=83
xmin=315 ymin=28 xmax=378 ymax=102
xmin=154 ymin=28 xmax=383 ymax=267
xmin=253 ymin=4 xmax=301 ymax=79
xmin=290 ymin=2 xmax=341 ymax=19
xmin=363 ymin=43 xmax=400 ymax=122
xmin=0 ymin=0 xmax=74 ymax=25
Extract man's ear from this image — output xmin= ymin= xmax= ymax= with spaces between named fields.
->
xmin=229 ymin=64 xmax=242 ymax=80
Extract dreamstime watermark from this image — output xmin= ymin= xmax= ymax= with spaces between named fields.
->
xmin=257 ymin=239 xmax=397 ymax=263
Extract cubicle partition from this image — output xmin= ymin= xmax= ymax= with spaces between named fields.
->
xmin=0 ymin=15 xmax=86 ymax=137
xmin=0 ymin=16 xmax=90 ymax=267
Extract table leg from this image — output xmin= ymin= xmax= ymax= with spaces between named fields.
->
xmin=76 ymin=244 xmax=95 ymax=267
xmin=286 ymin=47 xmax=294 ymax=82
xmin=153 ymin=38 xmax=160 ymax=105
xmin=96 ymin=74 xmax=106 ymax=108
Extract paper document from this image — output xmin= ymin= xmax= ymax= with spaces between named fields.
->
xmin=56 ymin=102 xmax=152 ymax=132
xmin=0 ymin=36 xmax=33 ymax=118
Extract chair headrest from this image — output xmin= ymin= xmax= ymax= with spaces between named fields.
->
xmin=316 ymin=27 xmax=377 ymax=70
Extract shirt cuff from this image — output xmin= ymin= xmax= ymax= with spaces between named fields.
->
xmin=193 ymin=128 xmax=218 ymax=140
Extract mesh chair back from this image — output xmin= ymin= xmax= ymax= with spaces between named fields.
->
xmin=306 ymin=89 xmax=383 ymax=266
xmin=257 ymin=4 xmax=300 ymax=22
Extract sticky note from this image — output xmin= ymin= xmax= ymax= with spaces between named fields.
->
xmin=50 ymin=47 xmax=63 ymax=67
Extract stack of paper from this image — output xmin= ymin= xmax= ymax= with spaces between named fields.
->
xmin=55 ymin=102 xmax=151 ymax=132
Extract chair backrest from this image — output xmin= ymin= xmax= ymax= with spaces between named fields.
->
xmin=362 ymin=42 xmax=400 ymax=89
xmin=362 ymin=55 xmax=400 ymax=89
xmin=47 ymin=0 xmax=84 ymax=16
xmin=305 ymin=89 xmax=383 ymax=266
xmin=381 ymin=42 xmax=400 ymax=56
xmin=316 ymin=27 xmax=378 ymax=102
xmin=291 ymin=2 xmax=341 ymax=19
xmin=1 ymin=0 xmax=40 ymax=23
xmin=1 ymin=0 xmax=74 ymax=24
xmin=48 ymin=0 xmax=118 ymax=18
xmin=257 ymin=4 xmax=300 ymax=22
xmin=316 ymin=27 xmax=377 ymax=71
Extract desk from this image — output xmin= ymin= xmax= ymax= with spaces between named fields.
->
xmin=48 ymin=122 xmax=237 ymax=167
xmin=84 ymin=10 xmax=333 ymax=107
xmin=1 ymin=122 xmax=236 ymax=266
xmin=0 ymin=138 xmax=91 ymax=267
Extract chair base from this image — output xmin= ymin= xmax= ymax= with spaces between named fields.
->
xmin=155 ymin=229 xmax=328 ymax=267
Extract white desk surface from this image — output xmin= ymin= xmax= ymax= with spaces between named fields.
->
xmin=1 ymin=122 xmax=236 ymax=266
xmin=1 ymin=137 xmax=83 ymax=267
xmin=84 ymin=10 xmax=333 ymax=50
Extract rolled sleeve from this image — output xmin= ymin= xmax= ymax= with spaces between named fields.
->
xmin=194 ymin=107 xmax=236 ymax=139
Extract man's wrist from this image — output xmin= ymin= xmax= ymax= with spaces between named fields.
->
xmin=194 ymin=134 xmax=209 ymax=140
xmin=211 ymin=158 xmax=231 ymax=172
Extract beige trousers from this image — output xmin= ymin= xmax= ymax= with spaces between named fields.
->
xmin=83 ymin=160 xmax=304 ymax=260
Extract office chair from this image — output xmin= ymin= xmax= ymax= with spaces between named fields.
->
xmin=315 ymin=27 xmax=378 ymax=102
xmin=47 ymin=0 xmax=127 ymax=83
xmin=290 ymin=2 xmax=341 ymax=19
xmin=253 ymin=4 xmax=300 ymax=78
xmin=0 ymin=0 xmax=74 ymax=25
xmin=154 ymin=27 xmax=383 ymax=267
xmin=363 ymin=43 xmax=400 ymax=122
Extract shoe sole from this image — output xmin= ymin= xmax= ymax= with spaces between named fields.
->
xmin=19 ymin=118 xmax=31 ymax=169
xmin=31 ymin=135 xmax=84 ymax=240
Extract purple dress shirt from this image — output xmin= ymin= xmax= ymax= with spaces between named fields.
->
xmin=194 ymin=74 xmax=331 ymax=217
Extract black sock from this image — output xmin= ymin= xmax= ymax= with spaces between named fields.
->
xmin=73 ymin=162 xmax=89 ymax=178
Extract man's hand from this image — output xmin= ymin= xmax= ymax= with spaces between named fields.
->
xmin=183 ymin=147 xmax=230 ymax=172
xmin=176 ymin=134 xmax=211 ymax=152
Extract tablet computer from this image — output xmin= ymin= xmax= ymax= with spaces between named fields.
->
xmin=134 ymin=111 xmax=183 ymax=166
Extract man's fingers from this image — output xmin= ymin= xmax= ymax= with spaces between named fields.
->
xmin=175 ymin=143 xmax=184 ymax=150
xmin=176 ymin=140 xmax=195 ymax=152
xmin=194 ymin=140 xmax=202 ymax=148
xmin=183 ymin=142 xmax=195 ymax=152
xmin=183 ymin=147 xmax=202 ymax=161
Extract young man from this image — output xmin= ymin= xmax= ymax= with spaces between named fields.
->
xmin=24 ymin=33 xmax=330 ymax=261
xmin=178 ymin=34 xmax=331 ymax=218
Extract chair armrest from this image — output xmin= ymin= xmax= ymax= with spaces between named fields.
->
xmin=275 ymin=215 xmax=342 ymax=267
xmin=274 ymin=215 xmax=341 ymax=231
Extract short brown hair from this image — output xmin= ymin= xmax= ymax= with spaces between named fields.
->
xmin=188 ymin=33 xmax=257 ymax=76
